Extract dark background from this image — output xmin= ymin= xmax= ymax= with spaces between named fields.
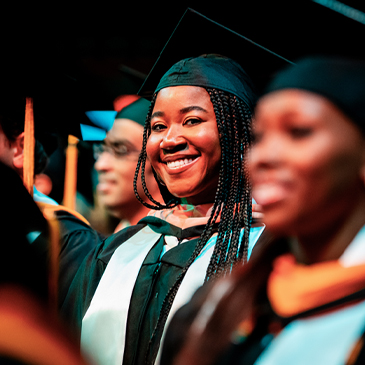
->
xmin=2 ymin=0 xmax=365 ymax=108
xmin=1 ymin=0 xmax=364 ymax=209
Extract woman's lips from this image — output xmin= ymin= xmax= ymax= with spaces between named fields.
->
xmin=252 ymin=182 xmax=288 ymax=206
xmin=163 ymin=156 xmax=200 ymax=173
xmin=166 ymin=157 xmax=194 ymax=169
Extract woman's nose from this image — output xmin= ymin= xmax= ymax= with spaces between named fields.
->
xmin=160 ymin=125 xmax=188 ymax=153
xmin=249 ymin=135 xmax=284 ymax=170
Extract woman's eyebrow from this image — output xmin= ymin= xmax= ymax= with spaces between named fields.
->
xmin=151 ymin=111 xmax=164 ymax=119
xmin=180 ymin=106 xmax=208 ymax=114
xmin=151 ymin=106 xmax=208 ymax=119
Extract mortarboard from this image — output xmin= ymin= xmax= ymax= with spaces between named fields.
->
xmin=115 ymin=97 xmax=151 ymax=125
xmin=138 ymin=8 xmax=293 ymax=100
xmin=264 ymin=56 xmax=365 ymax=133
xmin=81 ymin=97 xmax=151 ymax=141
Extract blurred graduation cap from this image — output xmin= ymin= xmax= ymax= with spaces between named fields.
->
xmin=81 ymin=97 xmax=151 ymax=141
xmin=138 ymin=8 xmax=293 ymax=99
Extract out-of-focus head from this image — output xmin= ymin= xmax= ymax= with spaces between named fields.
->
xmin=249 ymin=56 xmax=365 ymax=236
xmin=0 ymin=98 xmax=48 ymax=177
xmin=91 ymin=98 xmax=158 ymax=220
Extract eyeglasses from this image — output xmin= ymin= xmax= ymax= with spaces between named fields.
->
xmin=93 ymin=142 xmax=140 ymax=160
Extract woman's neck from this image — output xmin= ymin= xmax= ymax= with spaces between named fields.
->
xmin=291 ymin=196 xmax=365 ymax=265
xmin=148 ymin=201 xmax=215 ymax=230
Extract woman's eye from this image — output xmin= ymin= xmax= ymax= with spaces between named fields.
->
xmin=184 ymin=118 xmax=201 ymax=126
xmin=289 ymin=127 xmax=313 ymax=139
xmin=151 ymin=123 xmax=166 ymax=132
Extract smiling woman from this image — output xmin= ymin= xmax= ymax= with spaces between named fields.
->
xmin=63 ymin=53 xmax=266 ymax=365
xmin=60 ymin=9 xmax=289 ymax=365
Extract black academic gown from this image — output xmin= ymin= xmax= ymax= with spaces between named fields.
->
xmin=61 ymin=216 xmax=217 ymax=365
xmin=55 ymin=209 xmax=104 ymax=306
xmin=31 ymin=206 xmax=103 ymax=308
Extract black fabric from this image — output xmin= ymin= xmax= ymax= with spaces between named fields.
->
xmin=160 ymin=284 xmax=212 ymax=365
xmin=0 ymin=356 xmax=30 ymax=365
xmin=264 ymin=56 xmax=365 ymax=133
xmin=0 ymin=162 xmax=49 ymax=302
xmin=160 ymin=283 xmax=275 ymax=365
xmin=124 ymin=218 xmax=219 ymax=365
xmin=60 ymin=223 xmax=145 ymax=336
xmin=138 ymin=8 xmax=292 ymax=98
xmin=55 ymin=210 xmax=104 ymax=307
xmin=139 ymin=215 xmax=215 ymax=242
xmin=124 ymin=236 xmax=199 ymax=365
xmin=155 ymin=55 xmax=257 ymax=112
xmin=60 ymin=216 xmax=219 ymax=363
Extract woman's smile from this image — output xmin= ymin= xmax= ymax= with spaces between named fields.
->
xmin=252 ymin=180 xmax=290 ymax=207
xmin=164 ymin=157 xmax=197 ymax=170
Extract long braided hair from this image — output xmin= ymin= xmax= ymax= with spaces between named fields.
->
xmin=133 ymin=86 xmax=253 ymax=363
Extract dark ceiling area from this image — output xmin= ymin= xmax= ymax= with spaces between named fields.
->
xmin=2 ymin=0 xmax=365 ymax=112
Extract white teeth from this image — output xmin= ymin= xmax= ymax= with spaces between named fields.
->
xmin=167 ymin=158 xmax=194 ymax=169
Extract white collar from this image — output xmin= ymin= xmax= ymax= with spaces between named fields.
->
xmin=339 ymin=225 xmax=365 ymax=267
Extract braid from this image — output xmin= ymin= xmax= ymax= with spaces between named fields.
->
xmin=133 ymin=94 xmax=179 ymax=210
xmin=236 ymin=98 xmax=253 ymax=262
xmin=143 ymin=88 xmax=254 ymax=364
xmin=205 ymin=89 xmax=253 ymax=277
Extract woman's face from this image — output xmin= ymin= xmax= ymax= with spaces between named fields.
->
xmin=249 ymin=89 xmax=365 ymax=236
xmin=146 ymin=86 xmax=221 ymax=205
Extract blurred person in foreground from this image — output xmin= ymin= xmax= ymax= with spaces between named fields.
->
xmin=164 ymin=56 xmax=365 ymax=365
xmin=0 ymin=162 xmax=90 ymax=365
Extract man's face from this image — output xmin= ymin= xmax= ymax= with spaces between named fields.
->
xmin=94 ymin=118 xmax=144 ymax=219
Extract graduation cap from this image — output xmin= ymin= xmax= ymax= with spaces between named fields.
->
xmin=138 ymin=8 xmax=293 ymax=99
xmin=81 ymin=97 xmax=151 ymax=141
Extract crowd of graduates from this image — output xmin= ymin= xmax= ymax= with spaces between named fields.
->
xmin=1 ymin=6 xmax=365 ymax=365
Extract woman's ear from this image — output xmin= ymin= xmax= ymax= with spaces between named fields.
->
xmin=12 ymin=132 xmax=24 ymax=169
